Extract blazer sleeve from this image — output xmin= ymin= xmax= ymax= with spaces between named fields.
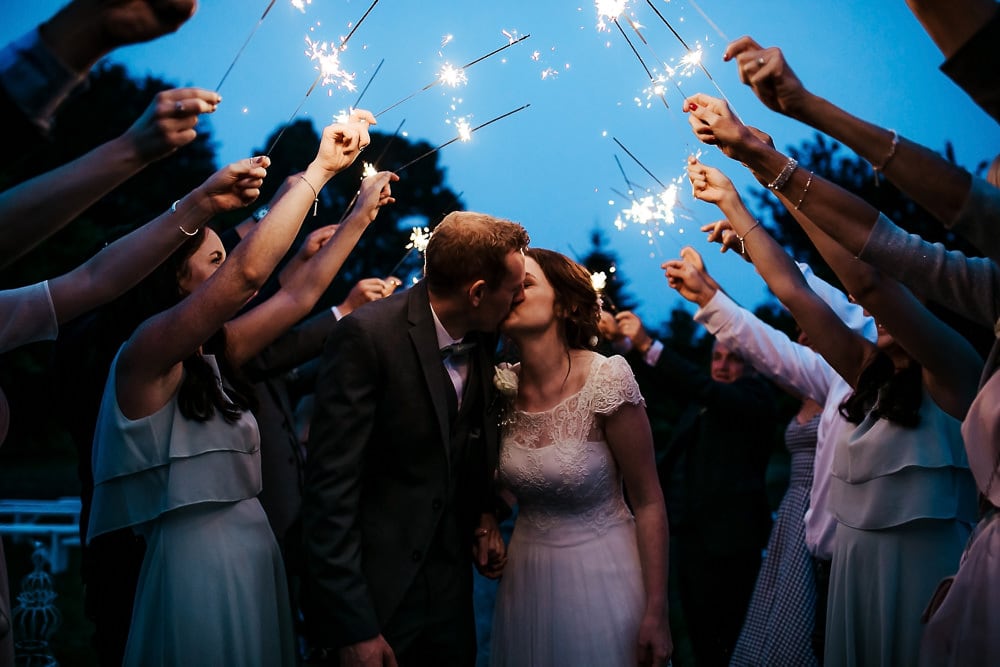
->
xmin=243 ymin=309 xmax=338 ymax=381
xmin=634 ymin=342 xmax=774 ymax=423
xmin=301 ymin=314 xmax=381 ymax=646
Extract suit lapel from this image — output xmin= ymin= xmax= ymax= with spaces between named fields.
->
xmin=407 ymin=282 xmax=453 ymax=466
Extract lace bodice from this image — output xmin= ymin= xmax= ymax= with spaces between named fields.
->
xmin=498 ymin=353 xmax=645 ymax=536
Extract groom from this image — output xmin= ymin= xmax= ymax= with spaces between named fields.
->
xmin=303 ymin=211 xmax=529 ymax=666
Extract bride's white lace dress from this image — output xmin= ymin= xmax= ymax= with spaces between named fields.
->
xmin=491 ymin=352 xmax=647 ymax=667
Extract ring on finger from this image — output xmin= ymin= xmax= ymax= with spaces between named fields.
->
xmin=175 ymin=101 xmax=184 ymax=113
xmin=756 ymin=56 xmax=766 ymax=67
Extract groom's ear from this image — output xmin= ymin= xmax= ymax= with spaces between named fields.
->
xmin=468 ymin=279 xmax=488 ymax=306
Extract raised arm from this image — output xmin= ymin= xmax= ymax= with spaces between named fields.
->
xmin=723 ymin=37 xmax=986 ymax=233
xmin=48 ymin=157 xmax=264 ymax=325
xmin=224 ymin=169 xmax=397 ymax=367
xmin=117 ymin=112 xmax=373 ymax=418
xmin=40 ymin=0 xmax=197 ymax=74
xmin=686 ymin=97 xmax=984 ymax=415
xmin=683 ymin=154 xmax=873 ymax=388
xmin=0 ymin=87 xmax=220 ymax=265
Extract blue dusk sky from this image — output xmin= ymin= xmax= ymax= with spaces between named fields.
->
xmin=3 ymin=0 xmax=999 ymax=328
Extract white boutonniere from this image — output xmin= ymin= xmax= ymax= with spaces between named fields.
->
xmin=493 ymin=362 xmax=519 ymax=400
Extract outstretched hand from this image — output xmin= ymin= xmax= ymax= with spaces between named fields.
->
xmin=699 ymin=219 xmax=750 ymax=260
xmin=125 ymin=87 xmax=221 ymax=162
xmin=663 ymin=248 xmax=719 ymax=307
xmin=687 ymin=156 xmax=739 ymax=207
xmin=315 ymin=109 xmax=376 ymax=176
xmin=351 ymin=171 xmax=399 ymax=224
xmin=724 ymin=36 xmax=809 ymax=117
xmin=195 ymin=156 xmax=269 ymax=215
xmin=684 ymin=93 xmax=760 ymax=161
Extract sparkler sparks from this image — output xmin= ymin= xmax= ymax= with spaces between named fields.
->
xmin=595 ymin=0 xmax=630 ymax=31
xmin=437 ymin=63 xmax=468 ymax=87
xmin=406 ymin=226 xmax=432 ymax=253
xmin=362 ymin=162 xmax=379 ymax=179
xmin=455 ymin=117 xmax=473 ymax=142
xmin=291 ymin=0 xmax=312 ymax=12
xmin=591 ymin=271 xmax=608 ymax=291
xmin=305 ymin=36 xmax=357 ymax=92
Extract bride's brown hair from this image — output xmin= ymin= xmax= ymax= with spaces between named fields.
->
xmin=525 ymin=248 xmax=601 ymax=350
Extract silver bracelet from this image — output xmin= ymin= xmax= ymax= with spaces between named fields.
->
xmin=170 ymin=199 xmax=199 ymax=237
xmin=767 ymin=157 xmax=798 ymax=191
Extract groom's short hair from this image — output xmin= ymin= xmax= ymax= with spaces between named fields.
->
xmin=424 ymin=211 xmax=529 ymax=294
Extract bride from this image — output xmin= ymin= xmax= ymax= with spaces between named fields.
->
xmin=490 ymin=248 xmax=672 ymax=666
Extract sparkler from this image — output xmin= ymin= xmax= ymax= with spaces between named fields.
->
xmin=215 ymin=0 xmax=277 ymax=92
xmin=394 ymin=104 xmax=531 ymax=173
xmin=641 ymin=0 xmax=731 ymax=104
xmin=387 ymin=226 xmax=432 ymax=279
xmin=612 ymin=19 xmax=670 ymax=110
xmin=335 ymin=118 xmax=407 ymax=225
xmin=374 ymin=34 xmax=531 ymax=118
xmin=265 ymin=0 xmax=382 ymax=156
xmin=591 ymin=270 xmax=619 ymax=312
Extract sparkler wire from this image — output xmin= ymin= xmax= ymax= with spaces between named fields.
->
xmin=374 ymin=35 xmax=531 ymax=118
xmin=215 ymin=0 xmax=278 ymax=92
xmin=612 ymin=137 xmax=667 ymax=190
xmin=395 ymin=104 xmax=530 ymax=173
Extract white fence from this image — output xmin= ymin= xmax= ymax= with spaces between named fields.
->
xmin=0 ymin=497 xmax=81 ymax=573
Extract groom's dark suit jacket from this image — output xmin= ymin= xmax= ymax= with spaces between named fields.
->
xmin=303 ymin=281 xmax=500 ymax=649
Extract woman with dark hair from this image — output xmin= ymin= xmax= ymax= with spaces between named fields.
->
xmin=490 ymin=248 xmax=672 ymax=666
xmin=85 ymin=111 xmax=387 ymax=666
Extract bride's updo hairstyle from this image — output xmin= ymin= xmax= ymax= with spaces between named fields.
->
xmin=525 ymin=248 xmax=601 ymax=350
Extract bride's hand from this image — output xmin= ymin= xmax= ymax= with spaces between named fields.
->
xmin=473 ymin=513 xmax=507 ymax=579
xmin=637 ymin=612 xmax=673 ymax=666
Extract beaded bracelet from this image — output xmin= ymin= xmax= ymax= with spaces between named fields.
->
xmin=767 ymin=157 xmax=798 ymax=191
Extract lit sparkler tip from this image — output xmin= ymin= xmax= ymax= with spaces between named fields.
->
xmin=456 ymin=118 xmax=473 ymax=142
xmin=441 ymin=34 xmax=454 ymax=47
xmin=362 ymin=162 xmax=378 ymax=179
xmin=291 ymin=0 xmax=312 ymax=12
xmin=406 ymin=226 xmax=432 ymax=253
xmin=591 ymin=271 xmax=608 ymax=291
xmin=438 ymin=63 xmax=468 ymax=87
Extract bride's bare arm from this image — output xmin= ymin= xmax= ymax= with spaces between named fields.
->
xmin=605 ymin=402 xmax=673 ymax=665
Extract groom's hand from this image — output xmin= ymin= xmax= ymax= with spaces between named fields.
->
xmin=473 ymin=513 xmax=507 ymax=579
xmin=339 ymin=635 xmax=397 ymax=667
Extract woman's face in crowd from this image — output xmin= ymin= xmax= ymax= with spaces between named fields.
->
xmin=178 ymin=228 xmax=226 ymax=296
xmin=501 ymin=255 xmax=555 ymax=337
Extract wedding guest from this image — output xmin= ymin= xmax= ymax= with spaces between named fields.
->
xmin=606 ymin=307 xmax=776 ymax=667
xmin=86 ymin=113 xmax=381 ymax=665
xmin=490 ymin=248 xmax=671 ymax=667
xmin=682 ymin=125 xmax=978 ymax=664
xmin=666 ymin=246 xmax=875 ymax=666
xmin=303 ymin=211 xmax=528 ymax=666
xmin=721 ymin=37 xmax=999 ymax=254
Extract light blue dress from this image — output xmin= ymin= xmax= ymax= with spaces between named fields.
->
xmin=88 ymin=352 xmax=296 ymax=667
xmin=825 ymin=391 xmax=978 ymax=666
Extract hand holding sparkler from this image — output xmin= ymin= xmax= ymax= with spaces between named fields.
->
xmin=724 ymin=37 xmax=809 ymax=118
xmin=686 ymin=154 xmax=741 ymax=209
xmin=699 ymin=219 xmax=749 ymax=260
xmin=684 ymin=94 xmax=763 ymax=162
xmin=336 ymin=277 xmax=402 ymax=317
xmin=125 ymin=87 xmax=221 ymax=162
xmin=349 ymin=169 xmax=399 ymax=224
xmin=663 ymin=247 xmax=720 ymax=307
xmin=314 ymin=109 xmax=376 ymax=177
xmin=615 ymin=310 xmax=655 ymax=354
